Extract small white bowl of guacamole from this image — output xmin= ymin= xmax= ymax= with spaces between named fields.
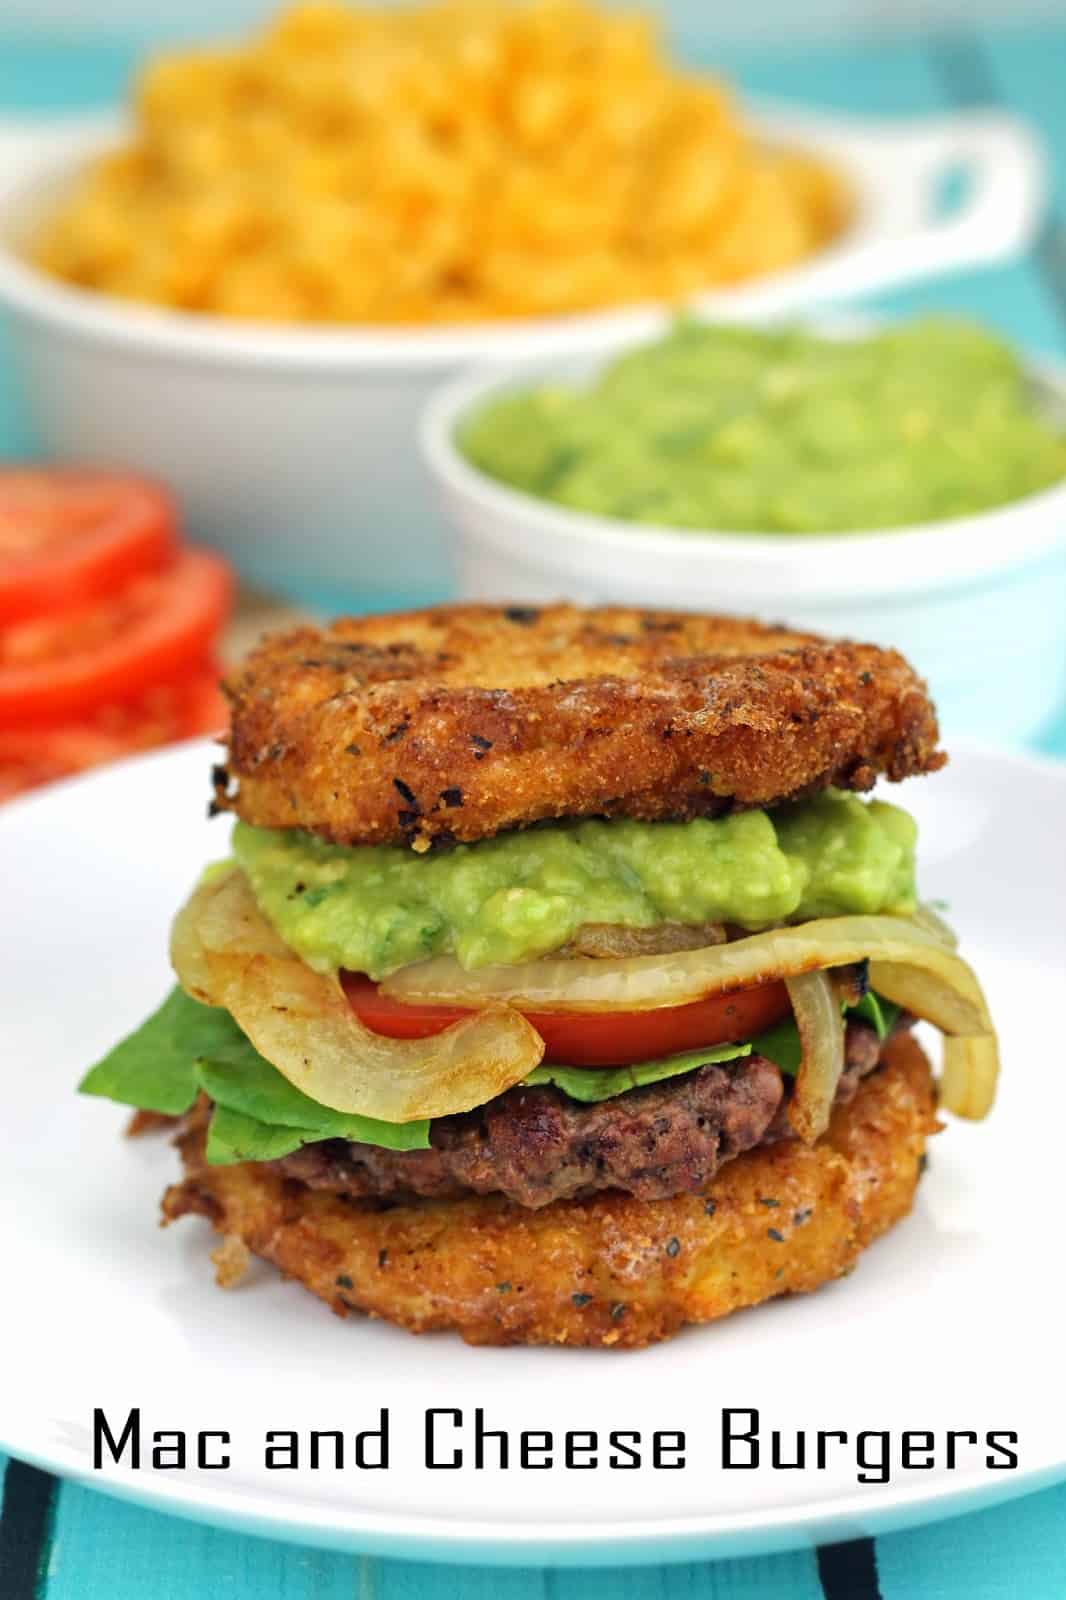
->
xmin=422 ymin=316 xmax=1066 ymax=746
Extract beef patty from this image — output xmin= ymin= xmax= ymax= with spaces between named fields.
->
xmin=268 ymin=1018 xmax=899 ymax=1209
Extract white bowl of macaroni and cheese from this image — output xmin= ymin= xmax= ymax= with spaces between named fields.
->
xmin=0 ymin=1 xmax=1046 ymax=604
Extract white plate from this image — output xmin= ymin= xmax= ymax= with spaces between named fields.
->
xmin=0 ymin=739 xmax=1062 ymax=1565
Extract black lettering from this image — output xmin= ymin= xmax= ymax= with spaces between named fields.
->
xmin=946 ymin=1430 xmax=978 ymax=1469
xmin=856 ymin=1430 xmax=890 ymax=1485
xmin=520 ymin=1432 xmax=553 ymax=1469
xmin=474 ymin=1408 xmax=508 ymax=1470
xmin=722 ymin=1409 xmax=759 ymax=1469
xmin=197 ymin=1431 xmax=230 ymax=1470
xmin=986 ymin=1432 xmax=1019 ymax=1469
xmin=310 ymin=1431 xmax=344 ymax=1470
xmin=265 ymin=1430 xmax=299 ymax=1469
xmin=426 ymin=1409 xmax=463 ymax=1469
xmin=608 ymin=1432 xmax=641 ymax=1469
xmin=652 ymin=1432 xmax=686 ymax=1470
xmin=564 ymin=1432 xmax=597 ymax=1470
xmin=816 ymin=1431 xmax=848 ymax=1468
xmin=771 ymin=1431 xmax=805 ymax=1470
xmin=152 ymin=1430 xmax=186 ymax=1470
xmin=901 ymin=1431 xmax=935 ymax=1470
xmin=93 ymin=1407 xmax=141 ymax=1470
xmin=355 ymin=1410 xmax=390 ymax=1470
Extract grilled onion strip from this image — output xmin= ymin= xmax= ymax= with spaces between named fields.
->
xmin=785 ymin=970 xmax=845 ymax=1143
xmin=382 ymin=915 xmax=982 ymax=1017
xmin=383 ymin=913 xmax=998 ymax=1120
xmin=170 ymin=870 xmax=543 ymax=1122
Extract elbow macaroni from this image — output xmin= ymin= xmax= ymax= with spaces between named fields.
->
xmin=33 ymin=0 xmax=850 ymax=325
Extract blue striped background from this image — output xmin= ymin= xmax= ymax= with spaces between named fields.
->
xmin=2 ymin=18 xmax=1065 ymax=1597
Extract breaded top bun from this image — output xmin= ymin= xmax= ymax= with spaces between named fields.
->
xmin=217 ymin=604 xmax=944 ymax=848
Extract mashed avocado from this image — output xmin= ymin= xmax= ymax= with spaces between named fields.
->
xmin=459 ymin=318 xmax=1066 ymax=532
xmin=231 ymin=792 xmax=916 ymax=980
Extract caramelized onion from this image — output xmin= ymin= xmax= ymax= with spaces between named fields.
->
xmin=170 ymin=870 xmax=543 ymax=1122
xmin=383 ymin=914 xmax=998 ymax=1122
xmin=382 ymin=916 xmax=987 ymax=1018
xmin=868 ymin=960 xmax=998 ymax=1119
xmin=912 ymin=903 xmax=960 ymax=949
xmin=865 ymin=960 xmax=981 ymax=1037
xmin=169 ymin=868 xmax=239 ymax=1004
xmin=941 ymin=1034 xmax=999 ymax=1121
xmin=785 ymin=970 xmax=845 ymax=1143
xmin=563 ymin=922 xmax=727 ymax=959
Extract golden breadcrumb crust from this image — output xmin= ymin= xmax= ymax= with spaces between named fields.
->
xmin=162 ymin=1033 xmax=938 ymax=1349
xmin=215 ymin=604 xmax=944 ymax=847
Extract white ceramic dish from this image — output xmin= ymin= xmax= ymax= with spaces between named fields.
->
xmin=0 ymin=105 xmax=1046 ymax=607
xmin=423 ymin=330 xmax=1066 ymax=748
xmin=0 ymin=738 xmax=1063 ymax=1563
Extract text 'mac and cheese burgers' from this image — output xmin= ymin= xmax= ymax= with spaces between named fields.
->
xmin=82 ymin=605 xmax=998 ymax=1348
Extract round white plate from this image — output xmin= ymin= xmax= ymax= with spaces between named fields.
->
xmin=1 ymin=739 xmax=1062 ymax=1565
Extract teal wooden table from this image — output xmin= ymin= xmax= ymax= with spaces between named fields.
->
xmin=2 ymin=18 xmax=1066 ymax=1598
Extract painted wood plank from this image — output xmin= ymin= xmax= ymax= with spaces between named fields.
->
xmin=692 ymin=32 xmax=951 ymax=117
xmin=877 ymin=1482 xmax=1066 ymax=1600
xmin=949 ymin=25 xmax=1066 ymax=215
xmin=41 ymin=1480 xmax=827 ymax=1600
xmin=544 ymin=1551 xmax=825 ymax=1598
xmin=44 ymin=1483 xmax=373 ymax=1600
xmin=0 ymin=1452 xmax=58 ymax=1599
xmin=0 ymin=33 xmax=141 ymax=112
xmin=684 ymin=33 xmax=1066 ymax=357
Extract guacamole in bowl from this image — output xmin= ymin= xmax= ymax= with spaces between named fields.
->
xmin=457 ymin=318 xmax=1066 ymax=534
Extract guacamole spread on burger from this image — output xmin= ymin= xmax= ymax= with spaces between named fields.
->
xmin=459 ymin=318 xmax=1066 ymax=532
xmin=231 ymin=791 xmax=917 ymax=979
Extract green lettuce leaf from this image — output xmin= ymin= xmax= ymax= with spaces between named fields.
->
xmin=851 ymin=991 xmax=900 ymax=1039
xmin=81 ymin=981 xmax=902 ymax=1168
xmin=195 ymin=1040 xmax=430 ymax=1154
xmin=750 ymin=990 xmax=902 ymax=1076
xmin=79 ymin=985 xmax=431 ymax=1162
xmin=206 ymin=1105 xmax=322 ymax=1165
xmin=524 ymin=1042 xmax=751 ymax=1103
xmin=748 ymin=1016 xmax=802 ymax=1075
xmin=78 ymin=987 xmax=241 ymax=1114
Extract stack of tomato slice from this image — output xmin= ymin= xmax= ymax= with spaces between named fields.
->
xmin=0 ymin=470 xmax=233 ymax=801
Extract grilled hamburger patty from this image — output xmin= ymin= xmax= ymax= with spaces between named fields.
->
xmin=217 ymin=604 xmax=943 ymax=847
xmin=271 ymin=1018 xmax=896 ymax=1209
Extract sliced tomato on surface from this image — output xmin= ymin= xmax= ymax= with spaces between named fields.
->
xmin=0 ymin=470 xmax=176 ymax=624
xmin=0 ymin=660 xmax=228 ymax=802
xmin=341 ymin=973 xmax=792 ymax=1066
xmin=0 ymin=548 xmax=233 ymax=726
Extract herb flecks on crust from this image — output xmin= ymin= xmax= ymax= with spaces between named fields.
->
xmin=217 ymin=604 xmax=944 ymax=849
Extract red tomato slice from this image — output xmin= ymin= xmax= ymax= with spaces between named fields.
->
xmin=341 ymin=974 xmax=791 ymax=1067
xmin=0 ymin=470 xmax=176 ymax=624
xmin=0 ymin=660 xmax=228 ymax=802
xmin=0 ymin=548 xmax=233 ymax=726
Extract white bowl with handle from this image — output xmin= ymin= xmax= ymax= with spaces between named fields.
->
xmin=421 ymin=326 xmax=1066 ymax=749
xmin=0 ymin=104 xmax=1047 ymax=608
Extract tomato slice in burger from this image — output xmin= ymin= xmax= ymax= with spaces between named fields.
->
xmin=0 ymin=470 xmax=176 ymax=624
xmin=342 ymin=974 xmax=791 ymax=1067
xmin=0 ymin=548 xmax=233 ymax=725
